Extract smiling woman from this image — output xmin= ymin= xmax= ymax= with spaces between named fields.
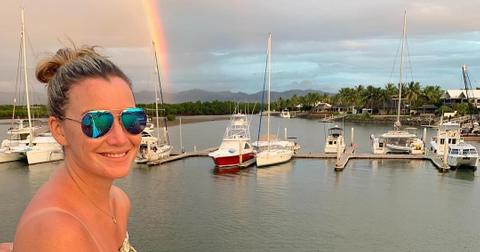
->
xmin=6 ymin=46 xmax=142 ymax=252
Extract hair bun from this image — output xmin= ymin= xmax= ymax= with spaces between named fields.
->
xmin=36 ymin=60 xmax=62 ymax=84
xmin=35 ymin=46 xmax=100 ymax=84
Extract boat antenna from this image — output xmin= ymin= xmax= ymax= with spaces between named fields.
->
xmin=395 ymin=10 xmax=407 ymax=131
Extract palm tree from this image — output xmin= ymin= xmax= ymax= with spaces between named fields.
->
xmin=404 ymin=81 xmax=421 ymax=108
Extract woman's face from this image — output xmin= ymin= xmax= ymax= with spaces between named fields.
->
xmin=60 ymin=76 xmax=141 ymax=179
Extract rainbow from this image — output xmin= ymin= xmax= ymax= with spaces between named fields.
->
xmin=143 ymin=0 xmax=170 ymax=96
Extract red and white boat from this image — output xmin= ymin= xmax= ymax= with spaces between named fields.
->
xmin=209 ymin=113 xmax=255 ymax=168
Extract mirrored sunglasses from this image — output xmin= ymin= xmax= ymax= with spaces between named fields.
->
xmin=64 ymin=107 xmax=147 ymax=139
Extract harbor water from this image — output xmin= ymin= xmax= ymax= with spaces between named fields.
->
xmin=1 ymin=116 xmax=480 ymax=251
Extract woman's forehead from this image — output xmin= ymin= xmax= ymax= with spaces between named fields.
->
xmin=66 ymin=77 xmax=135 ymax=113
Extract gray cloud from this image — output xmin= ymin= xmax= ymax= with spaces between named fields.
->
xmin=1 ymin=0 xmax=480 ymax=103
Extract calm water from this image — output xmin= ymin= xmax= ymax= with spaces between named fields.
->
xmin=1 ymin=117 xmax=480 ymax=251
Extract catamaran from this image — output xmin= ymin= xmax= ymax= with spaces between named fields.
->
xmin=0 ymin=8 xmax=63 ymax=165
xmin=447 ymin=142 xmax=479 ymax=169
xmin=371 ymin=11 xmax=424 ymax=155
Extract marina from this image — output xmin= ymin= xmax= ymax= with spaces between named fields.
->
xmin=1 ymin=117 xmax=480 ymax=251
xmin=1 ymin=1 xmax=480 ymax=251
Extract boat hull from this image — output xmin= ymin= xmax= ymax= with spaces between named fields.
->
xmin=447 ymin=156 xmax=479 ymax=168
xmin=211 ymin=152 xmax=255 ymax=168
xmin=256 ymin=149 xmax=293 ymax=167
xmin=26 ymin=150 xmax=64 ymax=165
xmin=0 ymin=151 xmax=25 ymax=163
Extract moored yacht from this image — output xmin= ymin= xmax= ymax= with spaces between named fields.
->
xmin=25 ymin=132 xmax=64 ymax=165
xmin=370 ymin=11 xmax=424 ymax=155
xmin=254 ymin=33 xmax=294 ymax=167
xmin=371 ymin=129 xmax=424 ymax=154
xmin=134 ymin=41 xmax=173 ymax=164
xmin=430 ymin=121 xmax=461 ymax=155
xmin=447 ymin=142 xmax=479 ymax=169
xmin=208 ymin=113 xmax=255 ymax=168
xmin=324 ymin=126 xmax=345 ymax=154
xmin=280 ymin=109 xmax=291 ymax=118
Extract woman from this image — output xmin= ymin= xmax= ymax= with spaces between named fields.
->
xmin=11 ymin=46 xmax=142 ymax=251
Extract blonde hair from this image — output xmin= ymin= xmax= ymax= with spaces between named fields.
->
xmin=36 ymin=46 xmax=132 ymax=119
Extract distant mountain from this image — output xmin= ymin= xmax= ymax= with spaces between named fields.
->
xmin=135 ymin=89 xmax=329 ymax=104
xmin=0 ymin=89 xmax=329 ymax=105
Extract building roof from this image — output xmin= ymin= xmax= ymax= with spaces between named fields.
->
xmin=444 ymin=89 xmax=480 ymax=99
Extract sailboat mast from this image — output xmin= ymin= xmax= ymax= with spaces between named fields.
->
xmin=396 ymin=10 xmax=407 ymax=129
xmin=21 ymin=8 xmax=33 ymax=144
xmin=267 ymin=33 xmax=272 ymax=150
xmin=152 ymin=41 xmax=170 ymax=144
xmin=152 ymin=41 xmax=161 ymax=140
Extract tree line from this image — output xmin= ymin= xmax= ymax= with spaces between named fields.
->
xmin=0 ymin=82 xmax=471 ymax=120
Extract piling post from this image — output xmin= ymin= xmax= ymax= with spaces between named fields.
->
xmin=442 ymin=136 xmax=449 ymax=172
xmin=284 ymin=127 xmax=288 ymax=140
xmin=423 ymin=127 xmax=427 ymax=143
xmin=351 ymin=127 xmax=355 ymax=146
xmin=180 ymin=117 xmax=184 ymax=153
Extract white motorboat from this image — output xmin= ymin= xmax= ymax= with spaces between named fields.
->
xmin=255 ymin=33 xmax=294 ymax=167
xmin=134 ymin=41 xmax=172 ymax=164
xmin=430 ymin=121 xmax=461 ymax=155
xmin=447 ymin=142 xmax=479 ymax=169
xmin=324 ymin=126 xmax=345 ymax=154
xmin=280 ymin=109 xmax=291 ymax=118
xmin=208 ymin=113 xmax=255 ymax=168
xmin=371 ymin=11 xmax=424 ymax=155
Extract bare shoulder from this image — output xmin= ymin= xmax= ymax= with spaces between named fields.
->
xmin=14 ymin=208 xmax=99 ymax=252
xmin=111 ymin=185 xmax=131 ymax=212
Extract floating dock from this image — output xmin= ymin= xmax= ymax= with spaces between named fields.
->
xmin=146 ymin=146 xmax=451 ymax=172
xmin=147 ymin=147 xmax=217 ymax=166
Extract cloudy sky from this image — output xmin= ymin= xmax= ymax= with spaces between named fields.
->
xmin=1 ymin=0 xmax=480 ymax=101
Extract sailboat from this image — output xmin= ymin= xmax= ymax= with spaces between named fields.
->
xmin=135 ymin=41 xmax=172 ymax=164
xmin=256 ymin=33 xmax=294 ymax=167
xmin=0 ymin=8 xmax=63 ymax=164
xmin=371 ymin=11 xmax=424 ymax=155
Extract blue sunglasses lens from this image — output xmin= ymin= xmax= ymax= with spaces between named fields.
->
xmin=121 ymin=108 xmax=147 ymax=135
xmin=80 ymin=108 xmax=147 ymax=138
xmin=81 ymin=111 xmax=114 ymax=138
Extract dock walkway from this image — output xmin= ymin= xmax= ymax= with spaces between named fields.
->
xmin=147 ymin=147 xmax=217 ymax=166
xmin=147 ymin=147 xmax=450 ymax=171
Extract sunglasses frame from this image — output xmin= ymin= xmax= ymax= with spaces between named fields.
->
xmin=63 ymin=107 xmax=147 ymax=139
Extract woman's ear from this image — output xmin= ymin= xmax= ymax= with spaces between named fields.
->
xmin=48 ymin=116 xmax=68 ymax=146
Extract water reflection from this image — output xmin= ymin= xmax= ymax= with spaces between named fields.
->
xmin=213 ymin=166 xmax=241 ymax=175
xmin=255 ymin=161 xmax=294 ymax=178
xmin=451 ymin=168 xmax=477 ymax=181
